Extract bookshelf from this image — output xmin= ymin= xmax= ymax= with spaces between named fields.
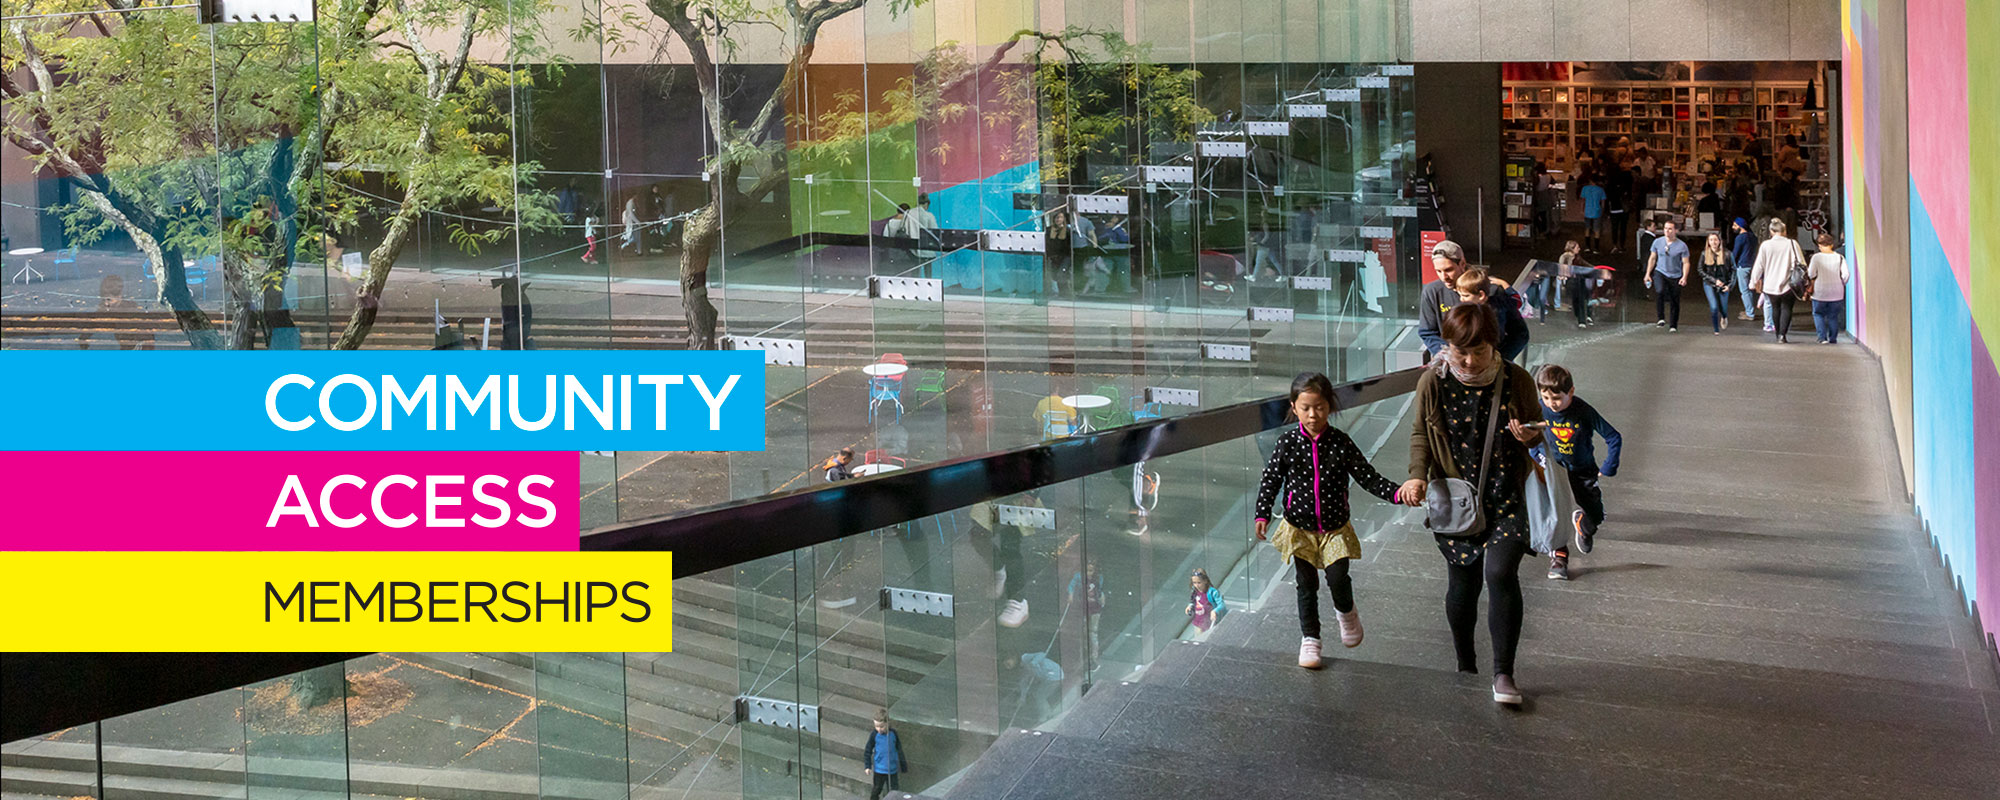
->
xmin=1502 ymin=78 xmax=1831 ymax=222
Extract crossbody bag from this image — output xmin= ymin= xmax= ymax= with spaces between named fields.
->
xmin=1424 ymin=370 xmax=1505 ymax=538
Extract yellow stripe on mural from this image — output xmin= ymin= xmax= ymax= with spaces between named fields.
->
xmin=2 ymin=552 xmax=672 ymax=652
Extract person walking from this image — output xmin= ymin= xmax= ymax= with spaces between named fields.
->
xmin=1730 ymin=218 xmax=1760 ymax=322
xmin=1535 ymin=364 xmax=1622 ymax=581
xmin=619 ymin=195 xmax=643 ymax=255
xmin=1254 ymin=372 xmax=1405 ymax=668
xmin=1697 ymin=233 xmax=1734 ymax=334
xmin=1807 ymin=233 xmax=1851 ymax=344
xmin=1397 ymin=305 xmax=1543 ymax=705
xmin=1606 ymin=159 xmax=1634 ymax=254
xmin=580 ymin=209 xmax=600 ymax=265
xmin=861 ymin=710 xmax=908 ymax=800
xmin=1416 ymin=239 xmax=1529 ymax=361
xmin=1644 ymin=220 xmax=1690 ymax=331
xmin=1579 ymin=176 xmax=1607 ymax=253
xmin=1559 ymin=240 xmax=1595 ymax=328
xmin=1747 ymin=218 xmax=1806 ymax=343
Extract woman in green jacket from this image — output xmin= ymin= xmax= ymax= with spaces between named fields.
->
xmin=1398 ymin=304 xmax=1543 ymax=705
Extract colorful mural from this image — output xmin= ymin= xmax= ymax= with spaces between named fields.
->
xmin=1844 ymin=0 xmax=1999 ymax=647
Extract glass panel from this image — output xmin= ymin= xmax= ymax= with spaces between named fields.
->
xmin=244 ymin=664 xmax=349 ymax=800
xmin=99 ymin=686 xmax=245 ymax=800
xmin=533 ymin=654 xmax=629 ymax=800
xmin=0 ymin=724 xmax=100 ymax=800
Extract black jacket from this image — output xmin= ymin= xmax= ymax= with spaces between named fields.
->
xmin=1255 ymin=424 xmax=1400 ymax=531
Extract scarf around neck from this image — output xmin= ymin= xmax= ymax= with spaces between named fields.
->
xmin=1436 ymin=348 xmax=1501 ymax=387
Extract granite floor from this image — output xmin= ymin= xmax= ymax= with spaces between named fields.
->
xmin=940 ymin=313 xmax=2000 ymax=799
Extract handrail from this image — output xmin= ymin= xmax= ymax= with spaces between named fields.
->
xmin=580 ymin=366 xmax=1425 ymax=574
xmin=2 ymin=365 xmax=1425 ymax=744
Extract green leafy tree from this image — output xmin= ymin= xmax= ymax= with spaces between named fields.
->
xmin=2 ymin=0 xmax=558 ymax=350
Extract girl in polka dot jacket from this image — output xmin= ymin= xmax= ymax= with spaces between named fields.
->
xmin=1256 ymin=372 xmax=1407 ymax=669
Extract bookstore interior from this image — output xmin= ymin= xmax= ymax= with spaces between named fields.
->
xmin=1499 ymin=61 xmax=1836 ymax=243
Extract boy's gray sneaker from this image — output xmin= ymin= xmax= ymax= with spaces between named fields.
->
xmin=1573 ymin=509 xmax=1594 ymax=554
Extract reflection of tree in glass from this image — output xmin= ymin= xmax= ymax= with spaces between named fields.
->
xmin=2 ymin=0 xmax=563 ymax=349
xmin=985 ymin=28 xmax=1210 ymax=188
xmin=583 ymin=1 xmax=1207 ymax=349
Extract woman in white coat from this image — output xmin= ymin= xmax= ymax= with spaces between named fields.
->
xmin=620 ymin=196 xmax=643 ymax=255
xmin=1747 ymin=218 xmax=1805 ymax=344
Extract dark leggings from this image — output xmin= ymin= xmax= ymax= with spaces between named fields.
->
xmin=996 ymin=525 xmax=1025 ymax=599
xmin=1443 ymin=537 xmax=1528 ymax=676
xmin=1569 ymin=276 xmax=1594 ymax=324
xmin=1294 ymin=556 xmax=1353 ymax=639
xmin=1766 ymin=292 xmax=1797 ymax=339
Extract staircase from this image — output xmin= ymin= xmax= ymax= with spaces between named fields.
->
xmin=0 ymin=309 xmax=1352 ymax=379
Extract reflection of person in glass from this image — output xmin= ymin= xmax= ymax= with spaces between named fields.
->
xmin=81 ymin=275 xmax=153 ymax=350
xmin=620 ymin=195 xmax=643 ymax=256
xmin=1044 ymin=209 xmax=1073 ymax=296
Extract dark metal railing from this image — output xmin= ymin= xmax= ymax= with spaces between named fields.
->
xmin=580 ymin=366 xmax=1425 ymax=574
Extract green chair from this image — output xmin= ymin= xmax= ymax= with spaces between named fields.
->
xmin=913 ymin=369 xmax=947 ymax=398
xmin=1088 ymin=385 xmax=1127 ymax=429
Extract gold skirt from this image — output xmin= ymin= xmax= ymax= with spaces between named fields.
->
xmin=1270 ymin=519 xmax=1360 ymax=569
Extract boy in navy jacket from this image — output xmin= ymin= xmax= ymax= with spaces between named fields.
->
xmin=1535 ymin=364 xmax=1622 ymax=580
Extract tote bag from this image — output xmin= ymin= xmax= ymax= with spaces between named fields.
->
xmin=1524 ymin=455 xmax=1573 ymax=555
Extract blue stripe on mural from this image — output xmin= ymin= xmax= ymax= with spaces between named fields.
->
xmin=1909 ymin=179 xmax=1979 ymax=605
xmin=930 ymin=161 xmax=1041 ymax=292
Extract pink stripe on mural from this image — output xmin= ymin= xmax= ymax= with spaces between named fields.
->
xmin=0 ymin=452 xmax=581 ymax=551
xmin=1906 ymin=0 xmax=1972 ymax=297
xmin=1973 ymin=332 xmax=2000 ymax=644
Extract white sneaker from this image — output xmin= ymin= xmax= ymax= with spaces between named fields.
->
xmin=993 ymin=568 xmax=1007 ymax=599
xmin=1336 ymin=610 xmax=1363 ymax=648
xmin=1493 ymin=674 xmax=1524 ymax=705
xmin=1298 ymin=637 xmax=1323 ymax=669
xmin=999 ymin=599 xmax=1029 ymax=628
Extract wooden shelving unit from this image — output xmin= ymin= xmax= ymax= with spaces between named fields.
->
xmin=1502 ymin=77 xmax=1832 ymax=219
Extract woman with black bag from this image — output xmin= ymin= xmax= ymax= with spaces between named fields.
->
xmin=1747 ymin=218 xmax=1806 ymax=343
xmin=1397 ymin=305 xmax=1544 ymax=705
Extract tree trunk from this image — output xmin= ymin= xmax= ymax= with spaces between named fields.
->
xmin=678 ymin=204 xmax=721 ymax=350
xmin=333 ymin=202 xmax=421 ymax=350
xmin=223 ymin=250 xmax=257 ymax=350
xmin=291 ymin=671 xmax=344 ymax=708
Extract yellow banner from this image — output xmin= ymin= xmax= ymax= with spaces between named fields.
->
xmin=2 ymin=552 xmax=672 ymax=652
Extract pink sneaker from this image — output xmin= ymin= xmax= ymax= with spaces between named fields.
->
xmin=1336 ymin=610 xmax=1363 ymax=648
xmin=1298 ymin=637 xmax=1323 ymax=669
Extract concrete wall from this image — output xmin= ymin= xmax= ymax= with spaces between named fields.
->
xmin=1411 ymin=0 xmax=1840 ymax=61
xmin=1414 ymin=63 xmax=1504 ymax=257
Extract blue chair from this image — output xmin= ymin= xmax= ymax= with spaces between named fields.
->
xmin=868 ymin=378 xmax=904 ymax=424
xmin=182 ymin=257 xmax=214 ymax=301
xmin=50 ymin=247 xmax=78 ymax=280
xmin=1129 ymin=396 xmax=1164 ymax=421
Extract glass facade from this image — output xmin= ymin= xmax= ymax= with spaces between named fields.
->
xmin=0 ymin=1 xmax=1472 ymax=796
xmin=3 ymin=0 xmax=1421 ymax=523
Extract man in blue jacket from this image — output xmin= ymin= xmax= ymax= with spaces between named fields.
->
xmin=1730 ymin=217 xmax=1760 ymax=322
xmin=1418 ymin=239 xmax=1530 ymax=362
xmin=863 ymin=710 xmax=908 ymax=800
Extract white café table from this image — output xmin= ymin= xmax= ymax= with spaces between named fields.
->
xmin=852 ymin=463 xmax=903 ymax=476
xmin=1061 ymin=394 xmax=1113 ymax=432
xmin=8 ymin=247 xmax=46 ymax=284
xmin=862 ymin=363 xmax=909 ymax=378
